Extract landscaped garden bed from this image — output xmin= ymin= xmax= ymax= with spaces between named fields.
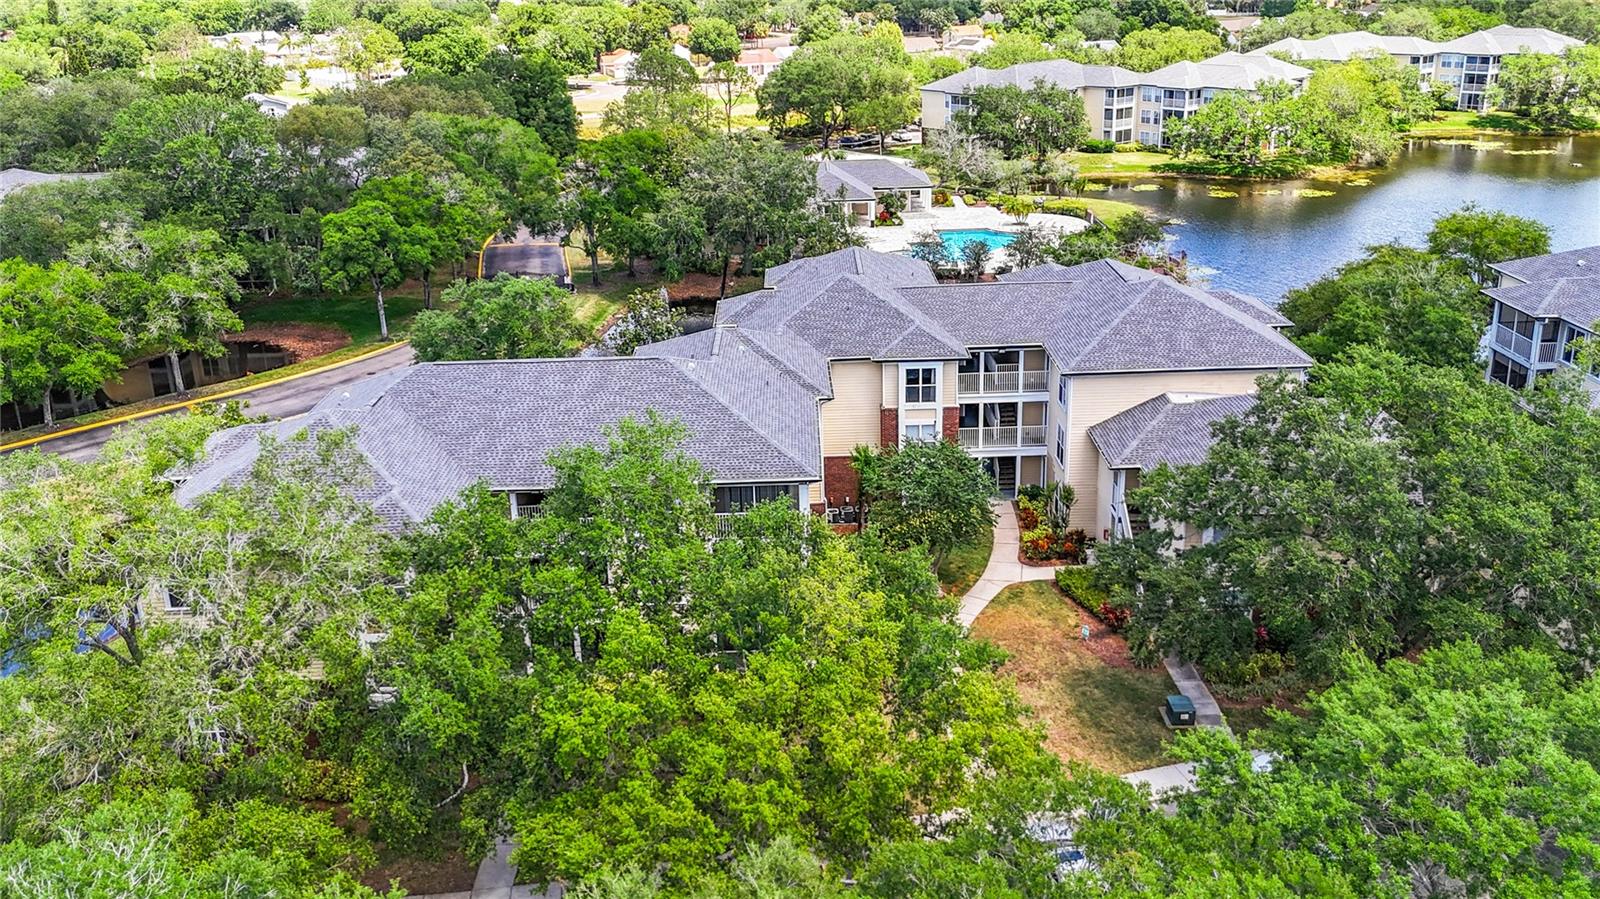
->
xmin=1015 ymin=486 xmax=1091 ymax=565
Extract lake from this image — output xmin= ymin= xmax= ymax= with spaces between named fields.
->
xmin=1100 ymin=134 xmax=1600 ymax=301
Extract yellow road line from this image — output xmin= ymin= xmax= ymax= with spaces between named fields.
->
xmin=477 ymin=231 xmax=496 ymax=278
xmin=0 ymin=341 xmax=412 ymax=453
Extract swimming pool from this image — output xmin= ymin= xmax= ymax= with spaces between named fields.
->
xmin=938 ymin=228 xmax=1016 ymax=256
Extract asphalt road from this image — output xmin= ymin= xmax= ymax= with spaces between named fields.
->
xmin=482 ymin=229 xmax=569 ymax=284
xmin=14 ymin=345 xmax=417 ymax=462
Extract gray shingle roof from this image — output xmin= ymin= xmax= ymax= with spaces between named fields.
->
xmin=1489 ymin=245 xmax=1600 ymax=284
xmin=764 ymin=246 xmax=937 ymax=289
xmin=175 ymin=351 xmax=826 ymax=526
xmin=1436 ymin=25 xmax=1583 ymax=56
xmin=0 ymin=168 xmax=110 ymax=199
xmin=1210 ymin=288 xmax=1292 ymax=327
xmin=1250 ymin=32 xmax=1441 ymax=61
xmin=999 ymin=259 xmax=1159 ymax=284
xmin=922 ymin=59 xmax=1143 ymax=95
xmin=1485 ymin=277 xmax=1600 ymax=331
xmin=1143 ymin=52 xmax=1310 ymax=90
xmin=732 ymin=270 xmax=966 ymax=361
xmin=816 ymin=159 xmax=932 ymax=203
xmin=894 ymin=275 xmax=1312 ymax=374
xmin=1088 ymin=393 xmax=1257 ymax=470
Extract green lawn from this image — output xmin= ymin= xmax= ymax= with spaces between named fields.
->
xmin=1406 ymin=108 xmax=1599 ymax=137
xmin=240 ymin=290 xmax=426 ymax=345
xmin=938 ymin=528 xmax=994 ymax=596
xmin=972 ymin=580 xmax=1177 ymax=773
xmin=1062 ymin=149 xmax=1174 ymax=177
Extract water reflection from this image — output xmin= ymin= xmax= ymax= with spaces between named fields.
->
xmin=1104 ymin=134 xmax=1600 ymax=301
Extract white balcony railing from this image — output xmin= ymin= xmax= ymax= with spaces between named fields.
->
xmin=1493 ymin=325 xmax=1534 ymax=360
xmin=957 ymin=426 xmax=1047 ymax=448
xmin=713 ymin=512 xmax=739 ymax=535
xmin=956 ymin=364 xmax=1051 ymax=396
xmin=1538 ymin=341 xmax=1560 ymax=364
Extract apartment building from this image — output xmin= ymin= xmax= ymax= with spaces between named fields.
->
xmin=1251 ymin=32 xmax=1443 ymax=80
xmin=1434 ymin=25 xmax=1583 ymax=111
xmin=919 ymin=53 xmax=1309 ymax=147
xmin=1481 ymin=245 xmax=1600 ymax=404
xmin=1253 ymin=25 xmax=1584 ymax=112
xmin=176 ymin=248 xmax=1311 ymax=541
xmin=1134 ymin=52 xmax=1310 ymax=147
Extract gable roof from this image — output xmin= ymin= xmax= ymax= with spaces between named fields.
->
xmin=894 ymin=276 xmax=1313 ymax=374
xmin=816 ymin=158 xmax=933 ymax=202
xmin=1143 ymin=52 xmax=1311 ymax=90
xmin=174 ymin=350 xmax=827 ymax=527
xmin=763 ymin=245 xmax=938 ymax=289
xmin=922 ymin=58 xmax=1143 ymax=95
xmin=1489 ymin=245 xmax=1600 ymax=284
xmin=999 ymin=259 xmax=1159 ymax=284
xmin=728 ymin=271 xmax=968 ymax=361
xmin=1088 ymin=393 xmax=1257 ymax=470
xmin=0 ymin=168 xmax=109 ymax=199
xmin=1485 ymin=277 xmax=1600 ymax=331
xmin=1436 ymin=25 xmax=1583 ymax=56
xmin=1210 ymin=288 xmax=1293 ymax=327
xmin=1251 ymin=31 xmax=1441 ymax=61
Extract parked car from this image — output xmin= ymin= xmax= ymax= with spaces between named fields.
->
xmin=836 ymin=134 xmax=876 ymax=149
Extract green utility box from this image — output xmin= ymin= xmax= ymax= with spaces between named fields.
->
xmin=1163 ymin=694 xmax=1196 ymax=728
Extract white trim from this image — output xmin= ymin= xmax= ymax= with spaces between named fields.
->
xmin=898 ymin=361 xmax=942 ymax=408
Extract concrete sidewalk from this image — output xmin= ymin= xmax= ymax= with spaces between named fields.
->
xmin=1164 ymin=656 xmax=1226 ymax=727
xmin=957 ymin=499 xmax=1060 ymax=626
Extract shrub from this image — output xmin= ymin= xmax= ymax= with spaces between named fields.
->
xmin=1079 ymin=138 xmax=1116 ymax=153
xmin=932 ymin=188 xmax=952 ymax=206
xmin=1040 ymin=199 xmax=1089 ymax=218
xmin=1056 ymin=565 xmax=1129 ymax=627
xmin=1114 ymin=142 xmax=1151 ymax=153
xmin=1017 ymin=484 xmax=1046 ymax=501
xmin=1016 ymin=496 xmax=1042 ymax=530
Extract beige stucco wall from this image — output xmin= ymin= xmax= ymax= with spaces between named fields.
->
xmin=920 ymin=89 xmax=951 ymax=129
xmin=1066 ymin=369 xmax=1276 ymax=538
xmin=821 ymin=360 xmax=884 ymax=454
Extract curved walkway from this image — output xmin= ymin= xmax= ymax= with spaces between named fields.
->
xmin=957 ymin=499 xmax=1060 ymax=626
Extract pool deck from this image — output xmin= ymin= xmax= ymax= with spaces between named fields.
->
xmin=860 ymin=197 xmax=1090 ymax=265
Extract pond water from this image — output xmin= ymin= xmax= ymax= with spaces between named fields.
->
xmin=1101 ymin=134 xmax=1600 ymax=301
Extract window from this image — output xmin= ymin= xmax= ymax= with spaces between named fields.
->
xmin=1114 ymin=128 xmax=1132 ymax=143
xmin=164 ymin=589 xmax=191 ymax=612
xmin=202 ymin=355 xmax=230 ymax=378
xmin=1139 ymin=108 xmax=1155 ymax=124
xmin=1141 ymin=86 xmax=1159 ymax=102
xmin=714 ymin=484 xmax=800 ymax=513
xmin=1054 ymin=425 xmax=1065 ymax=466
xmin=1139 ymin=130 xmax=1155 ymax=145
xmin=1057 ymin=376 xmax=1067 ymax=405
xmin=902 ymin=422 xmax=939 ymax=443
xmin=903 ymin=365 xmax=939 ymax=404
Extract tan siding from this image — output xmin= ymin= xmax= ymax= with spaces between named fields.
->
xmin=882 ymin=363 xmax=898 ymax=406
xmin=921 ymin=90 xmax=950 ymax=129
xmin=1066 ymin=370 xmax=1272 ymax=537
xmin=942 ymin=360 xmax=959 ymax=404
xmin=821 ymin=361 xmax=885 ymax=455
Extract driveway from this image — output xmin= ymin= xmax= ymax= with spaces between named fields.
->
xmin=482 ymin=227 xmax=570 ymax=287
xmin=8 ymin=344 xmax=416 ymax=462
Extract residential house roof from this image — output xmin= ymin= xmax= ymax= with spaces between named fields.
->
xmin=815 ymin=158 xmax=933 ymax=203
xmin=1485 ymin=277 xmax=1600 ymax=331
xmin=922 ymin=59 xmax=1144 ymax=94
xmin=0 ymin=168 xmax=110 ymax=199
xmin=1088 ymin=393 xmax=1257 ymax=470
xmin=1489 ymin=245 xmax=1600 ymax=284
xmin=903 ymin=35 xmax=939 ymax=53
xmin=1210 ymin=288 xmax=1293 ymax=327
xmin=997 ymin=258 xmax=1158 ymax=284
xmin=895 ymin=275 xmax=1312 ymax=374
xmin=736 ymin=47 xmax=781 ymax=67
xmin=1435 ymin=25 xmax=1583 ymax=56
xmin=1142 ymin=52 xmax=1310 ymax=90
xmin=174 ymin=349 xmax=827 ymax=526
xmin=1251 ymin=31 xmax=1441 ymax=61
xmin=763 ymin=245 xmax=938 ymax=289
xmin=726 ymin=269 xmax=969 ymax=361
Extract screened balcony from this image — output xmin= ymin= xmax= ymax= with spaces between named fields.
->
xmin=957 ymin=349 xmax=1049 ymax=396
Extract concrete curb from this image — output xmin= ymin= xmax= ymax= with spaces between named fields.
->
xmin=0 ymin=341 xmax=412 ymax=453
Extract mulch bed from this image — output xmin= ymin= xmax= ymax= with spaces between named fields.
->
xmin=227 ymin=323 xmax=350 ymax=362
xmin=1054 ymin=587 xmax=1142 ymax=671
xmin=1019 ymin=554 xmax=1074 ymax=567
